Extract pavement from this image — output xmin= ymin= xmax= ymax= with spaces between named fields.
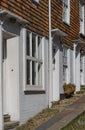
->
xmin=35 ymin=94 xmax=85 ymax=130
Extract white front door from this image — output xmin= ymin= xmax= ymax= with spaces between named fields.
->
xmin=2 ymin=32 xmax=19 ymax=121
xmin=3 ymin=39 xmax=7 ymax=114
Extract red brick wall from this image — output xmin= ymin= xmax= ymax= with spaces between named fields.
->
xmin=51 ymin=0 xmax=85 ymax=51
xmin=0 ymin=0 xmax=85 ymax=51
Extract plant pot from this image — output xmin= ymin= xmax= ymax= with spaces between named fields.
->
xmin=63 ymin=83 xmax=76 ymax=98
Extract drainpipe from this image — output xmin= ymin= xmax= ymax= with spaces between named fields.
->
xmin=0 ymin=21 xmax=4 ymax=130
xmin=48 ymin=0 xmax=53 ymax=107
xmin=73 ymin=43 xmax=76 ymax=85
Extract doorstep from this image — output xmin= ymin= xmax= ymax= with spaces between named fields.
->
xmin=4 ymin=121 xmax=19 ymax=130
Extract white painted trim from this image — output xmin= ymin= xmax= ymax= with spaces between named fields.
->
xmin=23 ymin=29 xmax=45 ymax=91
xmin=26 ymin=56 xmax=42 ymax=63
xmin=83 ymin=56 xmax=85 ymax=84
xmin=67 ymin=48 xmax=71 ymax=83
xmin=73 ymin=43 xmax=76 ymax=85
xmin=22 ymin=28 xmax=26 ymax=91
xmin=25 ymin=85 xmax=44 ymax=91
xmin=30 ymin=33 xmax=32 ymax=85
xmin=51 ymin=28 xmax=68 ymax=37
xmin=0 ymin=9 xmax=28 ymax=24
xmin=42 ymin=37 xmax=45 ymax=90
xmin=36 ymin=36 xmax=38 ymax=85
xmin=62 ymin=0 xmax=70 ymax=25
xmin=80 ymin=2 xmax=85 ymax=35
xmin=0 ymin=23 xmax=4 ymax=130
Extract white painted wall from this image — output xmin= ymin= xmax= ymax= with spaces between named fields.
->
xmin=75 ymin=50 xmax=80 ymax=91
xmin=19 ymin=28 xmax=49 ymax=123
xmin=59 ymin=45 xmax=63 ymax=94
xmin=70 ymin=49 xmax=74 ymax=83
xmin=3 ymin=40 xmax=7 ymax=114
xmin=0 ymin=24 xmax=4 ymax=130
xmin=52 ymin=37 xmax=63 ymax=101
xmin=6 ymin=37 xmax=19 ymax=120
xmin=80 ymin=56 xmax=85 ymax=85
xmin=83 ymin=56 xmax=85 ymax=85
xmin=66 ymin=49 xmax=74 ymax=84
xmin=53 ymin=48 xmax=60 ymax=101
xmin=53 ymin=44 xmax=74 ymax=101
xmin=67 ymin=49 xmax=71 ymax=83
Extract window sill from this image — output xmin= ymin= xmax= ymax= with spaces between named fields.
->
xmin=24 ymin=85 xmax=45 ymax=94
xmin=63 ymin=20 xmax=70 ymax=27
xmin=79 ymin=32 xmax=85 ymax=38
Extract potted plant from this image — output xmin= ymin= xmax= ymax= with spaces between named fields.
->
xmin=63 ymin=83 xmax=76 ymax=98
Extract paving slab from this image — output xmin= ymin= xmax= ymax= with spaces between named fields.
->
xmin=35 ymin=94 xmax=85 ymax=130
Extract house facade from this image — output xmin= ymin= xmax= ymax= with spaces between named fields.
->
xmin=0 ymin=1 xmax=49 ymax=129
xmin=51 ymin=0 xmax=85 ymax=101
xmin=0 ymin=0 xmax=85 ymax=129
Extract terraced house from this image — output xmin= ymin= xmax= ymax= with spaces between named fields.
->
xmin=0 ymin=0 xmax=85 ymax=129
xmin=51 ymin=0 xmax=85 ymax=101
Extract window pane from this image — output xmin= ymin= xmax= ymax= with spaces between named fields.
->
xmin=63 ymin=0 xmax=70 ymax=24
xmin=63 ymin=47 xmax=67 ymax=65
xmin=80 ymin=71 xmax=83 ymax=84
xmin=64 ymin=0 xmax=68 ymax=5
xmin=63 ymin=66 xmax=67 ymax=83
xmin=38 ymin=37 xmax=42 ymax=60
xmin=63 ymin=0 xmax=68 ymax=20
xmin=80 ymin=3 xmax=84 ymax=34
xmin=26 ymin=60 xmax=30 ymax=85
xmin=38 ymin=63 xmax=42 ymax=86
xmin=32 ymin=34 xmax=36 ymax=58
xmin=80 ymin=56 xmax=83 ymax=70
xmin=32 ymin=61 xmax=36 ymax=85
xmin=26 ymin=31 xmax=30 ymax=56
xmin=63 ymin=47 xmax=67 ymax=57
xmin=63 ymin=57 xmax=67 ymax=65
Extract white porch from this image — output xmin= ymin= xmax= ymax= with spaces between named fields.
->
xmin=73 ymin=39 xmax=85 ymax=92
xmin=0 ymin=9 xmax=28 ymax=130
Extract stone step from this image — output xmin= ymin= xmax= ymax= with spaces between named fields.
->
xmin=4 ymin=121 xmax=19 ymax=130
xmin=4 ymin=114 xmax=10 ymax=122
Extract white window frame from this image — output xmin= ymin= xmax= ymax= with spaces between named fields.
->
xmin=22 ymin=28 xmax=45 ymax=91
xmin=80 ymin=2 xmax=85 ymax=35
xmin=62 ymin=0 xmax=70 ymax=25
xmin=80 ymin=55 xmax=83 ymax=71
xmin=63 ymin=46 xmax=68 ymax=83
xmin=80 ymin=55 xmax=84 ymax=84
xmin=63 ymin=46 xmax=68 ymax=66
